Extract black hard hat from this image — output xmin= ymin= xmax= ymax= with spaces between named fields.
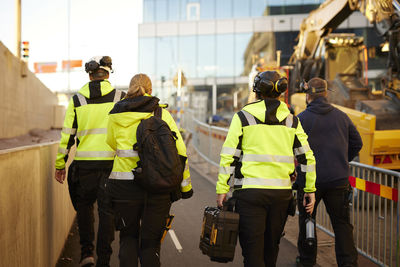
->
xmin=253 ymin=71 xmax=288 ymax=98
xmin=85 ymin=56 xmax=113 ymax=74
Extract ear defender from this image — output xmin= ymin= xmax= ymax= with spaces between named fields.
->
xmin=252 ymin=71 xmax=288 ymax=95
xmin=85 ymin=56 xmax=113 ymax=74
xmin=85 ymin=60 xmax=100 ymax=73
xmin=259 ymin=79 xmax=275 ymax=92
xmin=252 ymin=73 xmax=261 ymax=93
xmin=275 ymin=78 xmax=288 ymax=93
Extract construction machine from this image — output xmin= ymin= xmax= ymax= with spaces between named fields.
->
xmin=288 ymin=0 xmax=400 ymax=169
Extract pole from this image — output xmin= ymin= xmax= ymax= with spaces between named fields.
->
xmin=181 ymin=76 xmax=185 ymax=128
xmin=233 ymin=91 xmax=238 ymax=109
xmin=67 ymin=0 xmax=71 ymax=91
xmin=212 ymin=84 xmax=217 ymax=116
xmin=208 ymin=124 xmax=211 ymax=174
xmin=15 ymin=0 xmax=21 ymax=58
xmin=177 ymin=69 xmax=182 ymax=128
xmin=276 ymin=50 xmax=281 ymax=68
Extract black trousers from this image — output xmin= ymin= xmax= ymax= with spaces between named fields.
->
xmin=112 ymin=189 xmax=171 ymax=267
xmin=69 ymin=163 xmax=115 ymax=267
xmin=233 ymin=188 xmax=292 ymax=267
xmin=297 ymin=185 xmax=358 ymax=267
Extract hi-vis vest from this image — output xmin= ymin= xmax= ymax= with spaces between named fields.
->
xmin=216 ymin=99 xmax=316 ymax=194
xmin=55 ymin=80 xmax=125 ymax=170
xmin=106 ymin=95 xmax=192 ymax=194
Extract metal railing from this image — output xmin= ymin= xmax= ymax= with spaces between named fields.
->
xmin=316 ymin=162 xmax=399 ymax=267
xmin=183 ymin=109 xmax=400 ymax=267
xmin=183 ymin=109 xmax=226 ymax=170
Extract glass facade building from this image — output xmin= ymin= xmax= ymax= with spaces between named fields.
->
xmin=139 ymin=0 xmax=325 ymax=79
xmin=138 ymin=0 xmax=384 ymax=117
xmin=143 ymin=0 xmax=323 ymax=22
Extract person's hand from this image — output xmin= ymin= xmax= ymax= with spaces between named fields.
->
xmin=303 ymin=192 xmax=315 ymax=214
xmin=55 ymin=169 xmax=66 ymax=184
xmin=217 ymin=193 xmax=227 ymax=208
xmin=290 ymin=170 xmax=297 ymax=182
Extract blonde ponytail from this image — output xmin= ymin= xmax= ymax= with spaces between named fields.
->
xmin=126 ymin=73 xmax=152 ymax=99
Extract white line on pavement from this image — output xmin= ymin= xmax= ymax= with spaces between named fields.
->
xmin=168 ymin=230 xmax=183 ymax=253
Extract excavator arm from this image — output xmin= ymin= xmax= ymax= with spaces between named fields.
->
xmin=290 ymin=0 xmax=353 ymax=62
xmin=290 ymin=0 xmax=400 ymax=101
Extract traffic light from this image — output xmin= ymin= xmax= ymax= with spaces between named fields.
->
xmin=21 ymin=41 xmax=29 ymax=61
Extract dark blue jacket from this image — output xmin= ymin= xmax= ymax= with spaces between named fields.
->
xmin=296 ymin=97 xmax=363 ymax=189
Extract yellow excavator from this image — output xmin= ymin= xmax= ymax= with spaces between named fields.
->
xmin=288 ymin=0 xmax=400 ymax=169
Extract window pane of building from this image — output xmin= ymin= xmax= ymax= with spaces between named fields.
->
xmin=168 ymin=0 xmax=180 ymax=21
xmin=143 ymin=0 xmax=155 ymax=22
xmin=156 ymin=37 xmax=178 ymax=79
xmin=235 ymin=33 xmax=252 ymax=76
xmin=267 ymin=0 xmax=282 ymax=6
xmin=187 ymin=3 xmax=200 ymax=20
xmin=198 ymin=35 xmax=216 ymax=77
xmin=285 ymin=0 xmax=304 ymax=4
xmin=180 ymin=0 xmax=187 ymax=20
xmin=216 ymin=34 xmax=234 ymax=77
xmin=233 ymin=0 xmax=250 ymax=18
xmin=267 ymin=1 xmax=321 ymax=15
xmin=200 ymin=0 xmax=215 ymax=19
xmin=155 ymin=0 xmax=168 ymax=22
xmin=275 ymin=31 xmax=299 ymax=65
xmin=250 ymin=0 xmax=266 ymax=17
xmin=303 ymin=0 xmax=324 ymax=4
xmin=216 ymin=0 xmax=232 ymax=19
xmin=179 ymin=36 xmax=197 ymax=78
xmin=139 ymin=38 xmax=156 ymax=77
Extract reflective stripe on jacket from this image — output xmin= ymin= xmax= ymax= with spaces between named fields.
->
xmin=106 ymin=95 xmax=192 ymax=193
xmin=216 ymin=99 xmax=316 ymax=194
xmin=55 ymin=80 xmax=125 ymax=169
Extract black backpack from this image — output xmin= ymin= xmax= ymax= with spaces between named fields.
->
xmin=132 ymin=106 xmax=184 ymax=193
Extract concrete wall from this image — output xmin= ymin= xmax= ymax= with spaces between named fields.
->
xmin=0 ymin=143 xmax=75 ymax=267
xmin=0 ymin=41 xmax=58 ymax=138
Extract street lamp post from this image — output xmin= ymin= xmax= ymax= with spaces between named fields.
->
xmin=67 ymin=0 xmax=71 ymax=91
xmin=177 ymin=69 xmax=182 ymax=128
xmin=15 ymin=0 xmax=21 ymax=58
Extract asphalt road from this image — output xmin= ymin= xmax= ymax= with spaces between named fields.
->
xmin=160 ymin=168 xmax=301 ymax=267
xmin=57 ymin=168 xmax=299 ymax=267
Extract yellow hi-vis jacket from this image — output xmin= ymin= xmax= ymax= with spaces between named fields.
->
xmin=106 ymin=95 xmax=192 ymax=194
xmin=55 ymin=80 xmax=125 ymax=170
xmin=217 ymin=99 xmax=316 ymax=194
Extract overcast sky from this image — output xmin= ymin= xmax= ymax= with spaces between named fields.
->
xmin=0 ymin=0 xmax=142 ymax=91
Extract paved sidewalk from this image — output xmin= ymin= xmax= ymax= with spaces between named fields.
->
xmin=56 ymin=167 xmax=299 ymax=267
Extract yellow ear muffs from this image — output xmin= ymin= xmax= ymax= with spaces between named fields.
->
xmin=275 ymin=78 xmax=288 ymax=93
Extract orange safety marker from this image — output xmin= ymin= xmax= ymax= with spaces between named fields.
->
xmin=196 ymin=127 xmax=226 ymax=141
xmin=349 ymin=176 xmax=398 ymax=202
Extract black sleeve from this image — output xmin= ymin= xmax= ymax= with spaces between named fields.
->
xmin=348 ymin=119 xmax=363 ymax=161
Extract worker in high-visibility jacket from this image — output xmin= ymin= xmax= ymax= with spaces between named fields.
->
xmin=105 ymin=73 xmax=193 ymax=267
xmin=54 ymin=56 xmax=125 ymax=267
xmin=216 ymin=71 xmax=316 ymax=267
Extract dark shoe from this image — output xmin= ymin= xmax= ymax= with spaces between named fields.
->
xmin=296 ymin=256 xmax=314 ymax=267
xmin=80 ymin=256 xmax=95 ymax=267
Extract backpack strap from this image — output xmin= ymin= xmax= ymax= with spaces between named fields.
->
xmin=154 ymin=106 xmax=162 ymax=118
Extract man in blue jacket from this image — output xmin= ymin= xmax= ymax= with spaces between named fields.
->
xmin=295 ymin=77 xmax=363 ymax=267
